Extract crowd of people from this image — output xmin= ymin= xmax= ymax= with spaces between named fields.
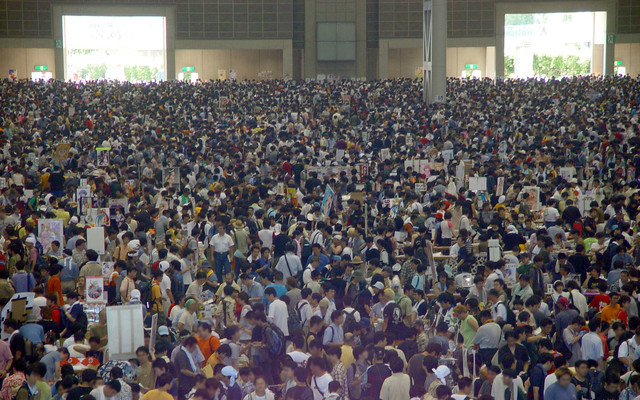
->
xmin=0 ymin=74 xmax=638 ymax=400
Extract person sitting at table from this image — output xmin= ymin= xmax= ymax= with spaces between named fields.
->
xmin=582 ymin=267 xmax=606 ymax=291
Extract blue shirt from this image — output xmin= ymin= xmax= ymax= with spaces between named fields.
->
xmin=244 ymin=281 xmax=264 ymax=300
xmin=19 ymin=323 xmax=44 ymax=344
xmin=60 ymin=257 xmax=79 ymax=282
xmin=544 ymin=382 xmax=576 ymax=400
xmin=581 ymin=332 xmax=604 ymax=361
xmin=307 ymin=253 xmax=330 ymax=271
xmin=323 ymin=323 xmax=344 ymax=345
xmin=529 ymin=364 xmax=547 ymax=400
xmin=12 ymin=272 xmax=36 ymax=293
xmin=262 ymin=283 xmax=287 ymax=303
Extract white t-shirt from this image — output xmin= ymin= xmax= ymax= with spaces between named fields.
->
xmin=287 ymin=350 xmax=310 ymax=367
xmin=268 ymin=298 xmax=289 ymax=336
xmin=178 ymin=310 xmax=195 ymax=332
xmin=210 ymin=233 xmax=234 ymax=253
xmin=160 ymin=274 xmax=172 ymax=299
xmin=311 ymin=372 xmax=332 ymax=400
xmin=297 ymin=300 xmax=313 ymax=326
xmin=258 ymin=229 xmax=274 ymax=249
xmin=543 ymin=373 xmax=557 ymax=398
xmin=90 ymin=386 xmax=117 ymax=400
xmin=170 ymin=305 xmax=184 ymax=323
xmin=181 ymin=259 xmax=193 ymax=285
xmin=544 ymin=207 xmax=560 ymax=222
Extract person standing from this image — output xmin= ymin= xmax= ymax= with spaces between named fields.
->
xmin=209 ymin=224 xmax=235 ymax=280
xmin=265 ymin=288 xmax=289 ymax=337
xmin=380 ymin=356 xmax=411 ymax=400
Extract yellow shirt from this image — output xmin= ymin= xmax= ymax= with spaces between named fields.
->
xmin=340 ymin=345 xmax=355 ymax=369
xmin=140 ymin=389 xmax=173 ymax=400
xmin=601 ymin=304 xmax=621 ymax=323
xmin=151 ymin=281 xmax=163 ymax=312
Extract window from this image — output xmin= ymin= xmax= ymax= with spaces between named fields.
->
xmin=317 ymin=22 xmax=356 ymax=61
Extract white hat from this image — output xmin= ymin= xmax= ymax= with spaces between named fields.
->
xmin=498 ymin=195 xmax=506 ymax=204
xmin=25 ymin=237 xmax=36 ymax=245
xmin=392 ymin=263 xmax=402 ymax=272
xmin=129 ymin=239 xmax=141 ymax=251
xmin=159 ymin=261 xmax=170 ymax=272
xmin=507 ymin=225 xmax=518 ymax=233
xmin=373 ymin=282 xmax=385 ymax=290
xmin=70 ymin=216 xmax=79 ymax=224
xmin=433 ymin=365 xmax=451 ymax=384
xmin=221 ymin=366 xmax=238 ymax=386
xmin=158 ymin=325 xmax=169 ymax=336
xmin=130 ymin=289 xmax=141 ymax=301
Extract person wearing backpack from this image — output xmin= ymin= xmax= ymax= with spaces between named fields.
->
xmin=366 ymin=347 xmax=392 ymax=400
xmin=323 ymin=310 xmax=344 ymax=347
xmin=297 ymin=288 xmax=314 ymax=328
xmin=252 ymin=312 xmax=285 ymax=384
xmin=341 ymin=295 xmax=361 ymax=334
xmin=488 ymin=289 xmax=515 ymax=326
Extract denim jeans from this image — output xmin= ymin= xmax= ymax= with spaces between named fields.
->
xmin=214 ymin=251 xmax=231 ymax=279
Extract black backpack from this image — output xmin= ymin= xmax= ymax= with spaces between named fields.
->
xmin=495 ymin=301 xmax=517 ymax=326
xmin=554 ymin=334 xmax=573 ymax=361
xmin=263 ymin=323 xmax=285 ymax=356
xmin=342 ymin=309 xmax=358 ymax=334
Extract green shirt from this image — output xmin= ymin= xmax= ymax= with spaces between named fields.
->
xmin=517 ymin=262 xmax=533 ymax=276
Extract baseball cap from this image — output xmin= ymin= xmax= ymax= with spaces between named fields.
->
xmin=159 ymin=261 xmax=170 ymax=272
xmin=557 ymin=297 xmax=569 ymax=308
xmin=158 ymin=326 xmax=169 ymax=336
xmin=373 ymin=282 xmax=385 ymax=290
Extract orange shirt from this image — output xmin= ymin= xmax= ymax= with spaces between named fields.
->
xmin=198 ymin=336 xmax=220 ymax=364
xmin=600 ymin=304 xmax=621 ymax=323
xmin=46 ymin=275 xmax=63 ymax=305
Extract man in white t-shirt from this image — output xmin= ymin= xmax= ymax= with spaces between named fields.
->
xmin=266 ymin=287 xmax=289 ymax=336
xmin=209 ymin=224 xmax=235 ymax=280
xmin=89 ymin=380 xmax=122 ymax=400
xmin=158 ymin=261 xmax=174 ymax=318
xmin=287 ymin=335 xmax=310 ymax=367
xmin=309 ymin=356 xmax=332 ymax=400
xmin=297 ymin=288 xmax=314 ymax=327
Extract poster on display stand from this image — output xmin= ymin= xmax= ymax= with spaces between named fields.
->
xmin=522 ymin=186 xmax=541 ymax=211
xmin=163 ymin=167 xmax=180 ymax=190
xmin=37 ymin=219 xmax=64 ymax=252
xmin=85 ymin=276 xmax=106 ymax=304
xmin=496 ymin=177 xmax=504 ymax=197
xmin=96 ymin=148 xmax=110 ymax=167
xmin=106 ymin=304 xmax=145 ymax=360
xmin=87 ymin=227 xmax=106 ymax=255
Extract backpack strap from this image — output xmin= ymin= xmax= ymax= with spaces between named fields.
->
xmin=313 ymin=376 xmax=325 ymax=396
xmin=284 ymin=254 xmax=293 ymax=277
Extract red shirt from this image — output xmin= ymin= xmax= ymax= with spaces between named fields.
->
xmin=589 ymin=294 xmax=610 ymax=312
xmin=46 ymin=275 xmax=63 ymax=306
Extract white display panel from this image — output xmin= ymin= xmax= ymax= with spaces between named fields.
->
xmin=63 ymin=15 xmax=167 ymax=82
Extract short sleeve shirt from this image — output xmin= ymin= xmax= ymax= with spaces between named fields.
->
xmin=210 ymin=233 xmax=234 ymax=253
xmin=383 ymin=301 xmax=403 ymax=334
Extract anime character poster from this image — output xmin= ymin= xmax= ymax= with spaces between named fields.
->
xmin=96 ymin=148 xmax=110 ymax=167
xmin=108 ymin=199 xmax=128 ymax=227
xmin=88 ymin=208 xmax=110 ymax=227
xmin=54 ymin=143 xmax=71 ymax=162
xmin=85 ymin=276 xmax=106 ymax=304
xmin=321 ymin=185 xmax=334 ymax=216
xmin=163 ymin=167 xmax=180 ymax=189
xmin=37 ymin=219 xmax=64 ymax=252
xmin=522 ymin=186 xmax=541 ymax=211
